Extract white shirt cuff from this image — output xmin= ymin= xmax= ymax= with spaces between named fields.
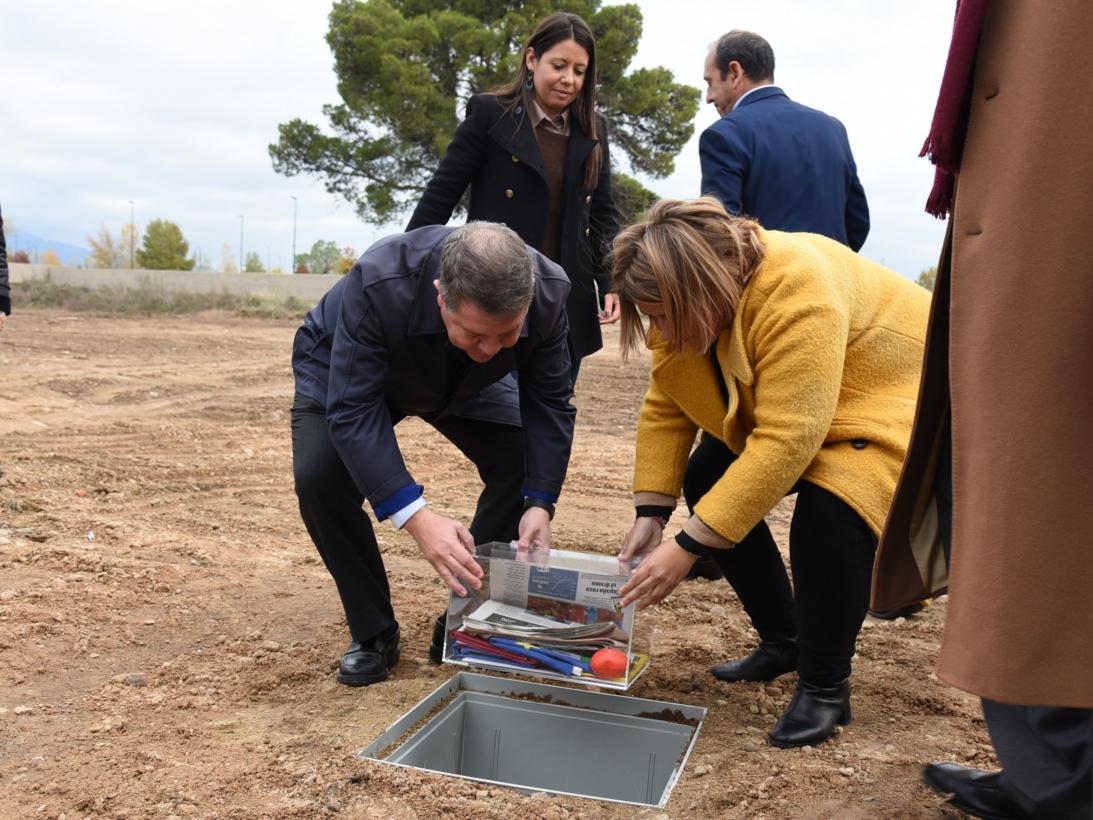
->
xmin=389 ymin=496 xmax=428 ymax=529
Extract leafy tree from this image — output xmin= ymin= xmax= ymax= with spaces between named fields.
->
xmin=221 ymin=243 xmax=238 ymax=273
xmin=136 ymin=219 xmax=195 ymax=271
xmin=612 ymin=172 xmax=658 ymax=226
xmin=270 ymin=0 xmax=698 ymax=224
xmin=86 ymin=225 xmax=128 ymax=269
xmin=244 ymin=251 xmax=266 ymax=273
xmin=917 ymin=266 xmax=937 ymax=292
xmin=298 ymin=239 xmax=342 ymax=274
xmin=43 ymin=249 xmax=62 ymax=265
xmin=338 ymin=246 xmax=358 ymax=275
xmin=121 ymin=223 xmax=140 ymax=269
xmin=10 ymin=250 xmax=30 ymax=264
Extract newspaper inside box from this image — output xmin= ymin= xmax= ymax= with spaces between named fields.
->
xmin=441 ymin=542 xmax=651 ymax=690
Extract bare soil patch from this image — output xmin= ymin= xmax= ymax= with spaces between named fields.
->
xmin=0 ymin=309 xmax=984 ymax=818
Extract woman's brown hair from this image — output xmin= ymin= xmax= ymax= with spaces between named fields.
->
xmin=493 ymin=12 xmax=602 ymax=190
xmin=613 ymin=197 xmax=766 ymax=359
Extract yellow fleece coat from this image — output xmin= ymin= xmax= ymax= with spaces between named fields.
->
xmin=634 ymin=230 xmax=931 ymax=546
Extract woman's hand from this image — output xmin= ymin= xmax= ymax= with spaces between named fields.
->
xmin=619 ymin=538 xmax=699 ymax=610
xmin=618 ymin=517 xmax=664 ymax=562
xmin=599 ymin=292 xmax=621 ymax=324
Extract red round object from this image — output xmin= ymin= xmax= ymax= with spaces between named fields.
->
xmin=590 ymin=648 xmax=628 ymax=679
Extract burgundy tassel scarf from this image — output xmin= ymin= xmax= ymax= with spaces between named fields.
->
xmin=921 ymin=0 xmax=989 ymax=218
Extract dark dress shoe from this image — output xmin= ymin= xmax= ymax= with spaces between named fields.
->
xmin=922 ymin=762 xmax=1030 ymax=820
xmin=428 ymin=613 xmax=447 ymax=664
xmin=711 ymin=640 xmax=798 ymax=683
xmin=867 ymin=601 xmax=925 ymax=620
xmin=337 ymin=623 xmax=400 ymax=686
xmin=685 ymin=555 xmax=723 ymax=580
xmin=768 ymin=679 xmax=850 ymax=748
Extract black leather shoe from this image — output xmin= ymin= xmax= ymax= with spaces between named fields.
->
xmin=711 ymin=640 xmax=798 ymax=683
xmin=685 ymin=555 xmax=723 ymax=580
xmin=867 ymin=601 xmax=925 ymax=620
xmin=922 ymin=762 xmax=1030 ymax=820
xmin=768 ymin=679 xmax=850 ymax=748
xmin=337 ymin=623 xmax=400 ymax=686
xmin=427 ymin=613 xmax=446 ymax=664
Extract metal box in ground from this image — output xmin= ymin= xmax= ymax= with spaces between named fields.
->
xmin=359 ymin=672 xmax=706 ymax=807
xmin=440 ymin=541 xmax=651 ymax=690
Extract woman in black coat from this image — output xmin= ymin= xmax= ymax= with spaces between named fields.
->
xmin=407 ymin=12 xmax=621 ymax=386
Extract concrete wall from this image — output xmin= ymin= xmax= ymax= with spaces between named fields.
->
xmin=9 ymin=263 xmax=341 ymax=302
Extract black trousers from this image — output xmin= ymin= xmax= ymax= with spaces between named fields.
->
xmin=683 ymin=436 xmax=877 ymax=686
xmin=934 ymin=426 xmax=1092 ymax=815
xmin=291 ymin=394 xmax=525 ymax=643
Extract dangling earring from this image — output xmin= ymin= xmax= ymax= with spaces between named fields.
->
xmin=525 ymin=70 xmax=534 ymax=90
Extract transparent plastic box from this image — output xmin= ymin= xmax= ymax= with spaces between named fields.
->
xmin=441 ymin=542 xmax=652 ymax=691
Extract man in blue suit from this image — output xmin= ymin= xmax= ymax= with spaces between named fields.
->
xmin=699 ymin=30 xmax=870 ymax=251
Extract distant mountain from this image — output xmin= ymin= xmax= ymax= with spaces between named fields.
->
xmin=5 ymin=230 xmax=90 ymax=266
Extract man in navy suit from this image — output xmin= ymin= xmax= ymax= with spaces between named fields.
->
xmin=699 ymin=30 xmax=870 ymax=251
xmin=291 ymin=222 xmax=575 ymax=686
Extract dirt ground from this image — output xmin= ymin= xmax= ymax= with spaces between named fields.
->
xmin=0 ymin=308 xmax=990 ymax=819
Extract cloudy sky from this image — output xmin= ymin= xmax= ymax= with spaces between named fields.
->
xmin=2 ymin=0 xmax=954 ymax=277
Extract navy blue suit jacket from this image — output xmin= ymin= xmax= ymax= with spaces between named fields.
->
xmin=699 ymin=86 xmax=870 ymax=251
xmin=292 ymin=226 xmax=576 ymax=520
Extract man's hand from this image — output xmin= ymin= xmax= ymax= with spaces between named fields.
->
xmin=403 ymin=508 xmax=483 ymax=596
xmin=599 ymin=292 xmax=621 ymax=324
xmin=517 ymin=506 xmax=551 ymax=550
xmin=619 ymin=538 xmax=699 ymax=611
xmin=618 ymin=517 xmax=665 ymax=562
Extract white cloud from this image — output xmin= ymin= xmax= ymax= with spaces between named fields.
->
xmin=1 ymin=0 xmax=954 ymax=276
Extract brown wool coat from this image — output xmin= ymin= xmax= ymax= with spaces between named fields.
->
xmin=871 ymin=0 xmax=1093 ymax=708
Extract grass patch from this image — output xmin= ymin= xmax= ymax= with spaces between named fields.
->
xmin=14 ymin=276 xmax=311 ymax=320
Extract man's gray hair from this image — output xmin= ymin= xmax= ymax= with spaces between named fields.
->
xmin=438 ymin=222 xmax=536 ymax=316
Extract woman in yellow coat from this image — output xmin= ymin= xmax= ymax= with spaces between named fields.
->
xmin=615 ymin=198 xmax=930 ymax=748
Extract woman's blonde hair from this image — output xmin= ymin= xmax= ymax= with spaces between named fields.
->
xmin=613 ymin=197 xmax=766 ymax=359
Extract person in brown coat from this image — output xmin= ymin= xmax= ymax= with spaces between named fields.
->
xmin=871 ymin=1 xmax=1092 ymax=817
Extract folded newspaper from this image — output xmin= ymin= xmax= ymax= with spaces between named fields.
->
xmin=462 ymin=600 xmax=626 ymax=642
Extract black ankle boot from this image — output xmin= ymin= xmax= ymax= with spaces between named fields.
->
xmin=427 ymin=613 xmax=446 ymax=664
xmin=768 ymin=679 xmax=851 ymax=748
xmin=711 ymin=639 xmax=798 ymax=682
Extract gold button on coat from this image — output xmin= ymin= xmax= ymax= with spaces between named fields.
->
xmin=585 ymin=195 xmax=592 ymax=204
xmin=584 ymin=228 xmax=591 ymax=236
xmin=511 ymin=154 xmax=519 ymax=163
xmin=505 ymin=189 xmax=514 ymax=199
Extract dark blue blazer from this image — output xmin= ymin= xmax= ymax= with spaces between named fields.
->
xmin=292 ymin=226 xmax=576 ymax=519
xmin=699 ymin=86 xmax=870 ymax=251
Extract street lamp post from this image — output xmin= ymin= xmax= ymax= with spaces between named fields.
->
xmin=290 ymin=196 xmax=298 ymax=275
xmin=238 ymin=214 xmax=244 ymax=272
xmin=128 ymin=199 xmax=135 ymax=269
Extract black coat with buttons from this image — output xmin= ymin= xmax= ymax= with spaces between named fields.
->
xmin=407 ymin=93 xmax=621 ymax=361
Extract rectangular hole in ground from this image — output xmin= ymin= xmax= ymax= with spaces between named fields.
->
xmin=385 ymin=691 xmax=696 ymax=806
